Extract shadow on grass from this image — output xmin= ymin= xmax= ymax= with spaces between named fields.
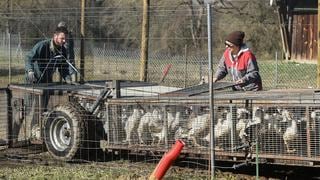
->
xmin=0 ymin=68 xmax=25 ymax=76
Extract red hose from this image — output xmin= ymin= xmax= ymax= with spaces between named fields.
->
xmin=149 ymin=140 xmax=185 ymax=180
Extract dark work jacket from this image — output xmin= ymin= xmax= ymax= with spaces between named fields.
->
xmin=65 ymin=32 xmax=76 ymax=74
xmin=25 ymin=39 xmax=71 ymax=83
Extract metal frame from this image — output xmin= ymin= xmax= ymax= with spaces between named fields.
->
xmin=5 ymin=80 xmax=320 ymax=167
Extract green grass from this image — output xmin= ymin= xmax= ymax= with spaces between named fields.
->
xmin=0 ymin=56 xmax=318 ymax=89
xmin=0 ymin=160 xmax=237 ymax=180
xmin=259 ymin=61 xmax=317 ymax=89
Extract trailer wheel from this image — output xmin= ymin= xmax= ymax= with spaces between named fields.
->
xmin=44 ymin=102 xmax=86 ymax=161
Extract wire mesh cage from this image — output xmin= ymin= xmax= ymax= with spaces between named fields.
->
xmin=2 ymin=79 xmax=320 ymax=175
xmin=93 ymin=87 xmax=320 ymax=166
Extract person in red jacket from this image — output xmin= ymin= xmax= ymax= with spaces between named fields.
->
xmin=213 ymin=31 xmax=262 ymax=91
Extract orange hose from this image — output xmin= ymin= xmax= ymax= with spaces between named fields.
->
xmin=149 ymin=140 xmax=185 ymax=180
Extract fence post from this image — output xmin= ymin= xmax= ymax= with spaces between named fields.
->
xmin=274 ymin=51 xmax=278 ymax=88
xmin=317 ymin=1 xmax=320 ymax=88
xmin=184 ymin=45 xmax=188 ymax=88
xmin=80 ymin=0 xmax=86 ymax=84
xmin=139 ymin=0 xmax=150 ymax=82
xmin=8 ymin=32 xmax=11 ymax=84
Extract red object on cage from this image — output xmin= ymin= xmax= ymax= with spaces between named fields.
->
xmin=149 ymin=140 xmax=185 ymax=180
xmin=159 ymin=64 xmax=172 ymax=83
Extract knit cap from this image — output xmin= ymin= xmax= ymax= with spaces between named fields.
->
xmin=225 ymin=31 xmax=245 ymax=46
xmin=58 ymin=21 xmax=67 ymax=28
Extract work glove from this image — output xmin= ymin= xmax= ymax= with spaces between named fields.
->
xmin=199 ymin=76 xmax=206 ymax=85
xmin=212 ymin=77 xmax=218 ymax=83
xmin=27 ymin=70 xmax=37 ymax=83
xmin=68 ymin=81 xmax=80 ymax=86
xmin=71 ymin=74 xmax=77 ymax=82
xmin=236 ymin=78 xmax=244 ymax=84
xmin=65 ymin=76 xmax=73 ymax=84
xmin=65 ymin=75 xmax=79 ymax=85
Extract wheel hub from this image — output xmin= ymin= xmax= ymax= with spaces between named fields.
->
xmin=49 ymin=116 xmax=72 ymax=151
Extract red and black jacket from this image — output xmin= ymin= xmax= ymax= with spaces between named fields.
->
xmin=214 ymin=45 xmax=262 ymax=91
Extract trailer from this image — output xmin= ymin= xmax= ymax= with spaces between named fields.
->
xmin=3 ymin=80 xmax=320 ymax=167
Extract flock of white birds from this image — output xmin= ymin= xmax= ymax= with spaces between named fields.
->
xmin=119 ymin=105 xmax=319 ymax=153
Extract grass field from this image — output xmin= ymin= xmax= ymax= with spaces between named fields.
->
xmin=0 ymin=55 xmax=317 ymax=89
xmin=0 ymin=159 xmax=263 ymax=179
xmin=259 ymin=61 xmax=317 ymax=89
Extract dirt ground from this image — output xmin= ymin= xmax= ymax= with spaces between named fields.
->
xmin=0 ymin=159 xmax=263 ymax=180
xmin=0 ymin=147 xmax=265 ymax=180
xmin=0 ymin=147 xmax=319 ymax=180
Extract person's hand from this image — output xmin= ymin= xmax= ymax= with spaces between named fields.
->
xmin=212 ymin=77 xmax=218 ymax=83
xmin=65 ymin=75 xmax=79 ymax=85
xmin=65 ymin=75 xmax=72 ymax=84
xmin=199 ymin=76 xmax=207 ymax=84
xmin=71 ymin=74 xmax=76 ymax=82
xmin=27 ymin=70 xmax=37 ymax=83
xmin=70 ymin=81 xmax=80 ymax=86
xmin=199 ymin=76 xmax=218 ymax=84
xmin=66 ymin=81 xmax=80 ymax=86
xmin=236 ymin=79 xmax=244 ymax=84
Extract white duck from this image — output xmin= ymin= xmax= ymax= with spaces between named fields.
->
xmin=168 ymin=111 xmax=181 ymax=132
xmin=188 ymin=113 xmax=210 ymax=147
xmin=283 ymin=118 xmax=298 ymax=153
xmin=148 ymin=108 xmax=165 ymax=145
xmin=214 ymin=111 xmax=232 ymax=139
xmin=137 ymin=111 xmax=152 ymax=144
xmin=125 ymin=108 xmax=143 ymax=145
xmin=310 ymin=110 xmax=320 ymax=130
xmin=236 ymin=108 xmax=250 ymax=140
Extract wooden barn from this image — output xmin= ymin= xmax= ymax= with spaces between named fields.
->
xmin=275 ymin=0 xmax=318 ymax=62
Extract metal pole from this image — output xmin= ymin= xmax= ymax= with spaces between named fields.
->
xmin=184 ymin=44 xmax=187 ymax=88
xmin=255 ymin=138 xmax=259 ymax=179
xmin=80 ymin=0 xmax=86 ymax=84
xmin=317 ymin=0 xmax=320 ymax=88
xmin=275 ymin=51 xmax=278 ymax=88
xmin=230 ymin=105 xmax=236 ymax=152
xmin=163 ymin=107 xmax=168 ymax=149
xmin=207 ymin=3 xmax=215 ymax=178
xmin=8 ymin=32 xmax=11 ymax=84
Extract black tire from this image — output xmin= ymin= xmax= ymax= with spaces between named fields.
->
xmin=44 ymin=102 xmax=87 ymax=161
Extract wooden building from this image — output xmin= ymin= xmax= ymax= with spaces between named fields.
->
xmin=276 ymin=0 xmax=317 ymax=62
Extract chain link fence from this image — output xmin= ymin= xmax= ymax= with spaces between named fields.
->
xmin=0 ymin=42 xmax=317 ymax=90
xmin=0 ymin=3 xmax=317 ymax=89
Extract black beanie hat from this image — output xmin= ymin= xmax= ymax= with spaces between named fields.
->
xmin=225 ymin=31 xmax=245 ymax=46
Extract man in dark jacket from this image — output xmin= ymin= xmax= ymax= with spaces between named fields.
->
xmin=57 ymin=21 xmax=77 ymax=81
xmin=24 ymin=26 xmax=77 ymax=135
xmin=213 ymin=31 xmax=262 ymax=91
xmin=25 ymin=26 xmax=74 ymax=84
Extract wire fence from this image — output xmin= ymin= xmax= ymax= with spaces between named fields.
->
xmin=84 ymin=48 xmax=317 ymax=89
xmin=0 ymin=3 xmax=317 ymax=89
xmin=0 ymin=38 xmax=317 ymax=89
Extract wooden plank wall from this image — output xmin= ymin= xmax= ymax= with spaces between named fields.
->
xmin=291 ymin=14 xmax=318 ymax=61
